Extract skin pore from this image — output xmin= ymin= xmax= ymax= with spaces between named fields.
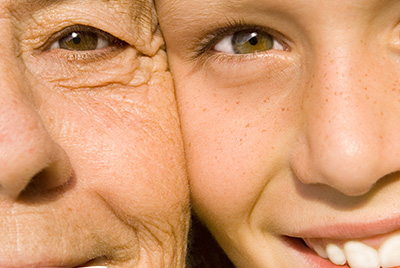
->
xmin=157 ymin=0 xmax=400 ymax=267
xmin=0 ymin=0 xmax=189 ymax=267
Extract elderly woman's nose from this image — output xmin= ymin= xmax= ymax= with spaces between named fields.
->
xmin=0 ymin=67 xmax=72 ymax=200
xmin=292 ymin=47 xmax=400 ymax=196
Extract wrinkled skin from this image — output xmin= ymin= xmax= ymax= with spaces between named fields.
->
xmin=158 ymin=0 xmax=400 ymax=267
xmin=0 ymin=0 xmax=189 ymax=267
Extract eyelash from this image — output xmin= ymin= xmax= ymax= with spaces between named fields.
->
xmin=192 ymin=21 xmax=289 ymax=59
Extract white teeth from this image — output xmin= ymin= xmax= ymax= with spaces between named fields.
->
xmin=313 ymin=244 xmax=328 ymax=259
xmin=344 ymin=241 xmax=380 ymax=268
xmin=379 ymin=235 xmax=400 ymax=268
xmin=310 ymin=234 xmax=400 ymax=268
xmin=326 ymin=243 xmax=346 ymax=265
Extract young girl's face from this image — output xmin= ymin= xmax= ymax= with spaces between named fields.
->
xmin=158 ymin=0 xmax=400 ymax=267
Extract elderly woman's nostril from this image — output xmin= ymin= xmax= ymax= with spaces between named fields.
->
xmin=19 ymin=169 xmax=49 ymax=198
xmin=18 ymin=157 xmax=74 ymax=201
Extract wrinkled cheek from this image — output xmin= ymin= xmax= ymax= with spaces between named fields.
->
xmin=89 ymin=76 xmax=186 ymax=215
xmin=25 ymin=42 xmax=189 ymax=235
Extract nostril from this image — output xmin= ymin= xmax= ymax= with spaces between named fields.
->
xmin=0 ymin=140 xmax=74 ymax=201
xmin=18 ymin=168 xmax=74 ymax=201
xmin=18 ymin=158 xmax=74 ymax=201
xmin=19 ymin=170 xmax=48 ymax=199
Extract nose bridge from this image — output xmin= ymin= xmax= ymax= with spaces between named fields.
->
xmin=295 ymin=44 xmax=392 ymax=196
xmin=308 ymin=46 xmax=378 ymax=148
xmin=0 ymin=97 xmax=52 ymax=198
xmin=0 ymin=32 xmax=71 ymax=200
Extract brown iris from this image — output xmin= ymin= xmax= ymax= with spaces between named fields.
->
xmin=58 ymin=31 xmax=99 ymax=51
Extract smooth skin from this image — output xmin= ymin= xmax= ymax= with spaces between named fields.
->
xmin=157 ymin=0 xmax=400 ymax=267
xmin=0 ymin=0 xmax=189 ymax=267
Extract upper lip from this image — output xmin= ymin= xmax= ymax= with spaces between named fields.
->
xmin=287 ymin=214 xmax=400 ymax=240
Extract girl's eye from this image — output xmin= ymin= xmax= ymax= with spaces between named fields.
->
xmin=48 ymin=25 xmax=125 ymax=51
xmin=214 ymin=30 xmax=284 ymax=54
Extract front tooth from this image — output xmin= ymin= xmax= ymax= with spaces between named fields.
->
xmin=326 ymin=243 xmax=346 ymax=265
xmin=344 ymin=241 xmax=380 ymax=268
xmin=379 ymin=235 xmax=400 ymax=268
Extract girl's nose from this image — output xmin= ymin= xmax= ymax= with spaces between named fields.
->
xmin=291 ymin=46 xmax=400 ymax=196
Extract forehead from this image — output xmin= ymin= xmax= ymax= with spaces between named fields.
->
xmin=3 ymin=0 xmax=155 ymax=25
xmin=157 ymin=0 xmax=400 ymax=44
xmin=159 ymin=0 xmax=397 ymax=22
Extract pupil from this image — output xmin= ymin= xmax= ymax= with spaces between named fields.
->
xmin=249 ymin=36 xmax=258 ymax=46
xmin=73 ymin=36 xmax=81 ymax=45
xmin=71 ymin=32 xmax=81 ymax=45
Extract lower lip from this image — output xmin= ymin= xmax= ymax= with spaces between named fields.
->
xmin=282 ymin=236 xmax=350 ymax=268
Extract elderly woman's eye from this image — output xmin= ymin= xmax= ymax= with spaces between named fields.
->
xmin=48 ymin=25 xmax=126 ymax=51
xmin=214 ymin=30 xmax=284 ymax=54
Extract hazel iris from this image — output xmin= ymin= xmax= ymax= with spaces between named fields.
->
xmin=232 ymin=31 xmax=274 ymax=54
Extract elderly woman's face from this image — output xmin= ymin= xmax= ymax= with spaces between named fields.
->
xmin=158 ymin=0 xmax=400 ymax=267
xmin=0 ymin=0 xmax=189 ymax=267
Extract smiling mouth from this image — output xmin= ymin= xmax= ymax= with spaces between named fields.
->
xmin=290 ymin=233 xmax=400 ymax=268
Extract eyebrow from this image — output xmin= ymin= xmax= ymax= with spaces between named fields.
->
xmin=126 ymin=0 xmax=157 ymax=29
